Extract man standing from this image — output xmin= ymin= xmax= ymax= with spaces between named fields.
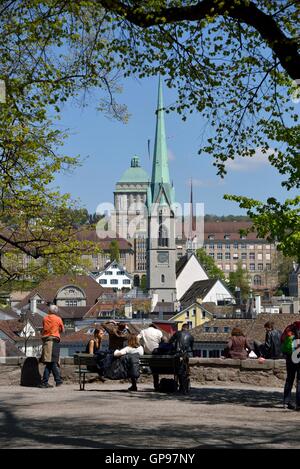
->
xmin=253 ymin=321 xmax=282 ymax=359
xmin=39 ymin=304 xmax=64 ymax=388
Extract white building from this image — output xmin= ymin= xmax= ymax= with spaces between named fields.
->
xmin=93 ymin=260 xmax=133 ymax=290
xmin=176 ymin=253 xmax=209 ymax=301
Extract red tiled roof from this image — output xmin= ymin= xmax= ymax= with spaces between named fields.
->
xmin=75 ymin=231 xmax=133 ymax=251
xmin=16 ymin=274 xmax=104 ymax=309
xmin=204 ymin=221 xmax=262 ymax=241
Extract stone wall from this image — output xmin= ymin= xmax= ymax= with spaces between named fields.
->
xmin=0 ymin=357 xmax=287 ymax=388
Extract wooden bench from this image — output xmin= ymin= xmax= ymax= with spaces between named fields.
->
xmin=73 ymin=353 xmax=190 ymax=392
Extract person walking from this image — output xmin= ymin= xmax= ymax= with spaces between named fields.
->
xmin=39 ymin=304 xmax=64 ymax=388
xmin=281 ymin=320 xmax=300 ymax=410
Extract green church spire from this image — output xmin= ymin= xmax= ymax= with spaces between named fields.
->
xmin=150 ymin=76 xmax=175 ymax=205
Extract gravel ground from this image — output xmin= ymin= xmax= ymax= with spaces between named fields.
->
xmin=0 ymin=382 xmax=299 ymax=449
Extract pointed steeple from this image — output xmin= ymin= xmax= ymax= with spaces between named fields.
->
xmin=150 ymin=76 xmax=175 ymax=206
xmin=151 ymin=76 xmax=170 ymax=187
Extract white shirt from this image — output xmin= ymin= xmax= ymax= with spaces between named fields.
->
xmin=114 ymin=345 xmax=144 ymax=357
xmin=138 ymin=327 xmax=163 ymax=354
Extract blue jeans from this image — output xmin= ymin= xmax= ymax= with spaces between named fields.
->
xmin=42 ymin=362 xmax=63 ymax=385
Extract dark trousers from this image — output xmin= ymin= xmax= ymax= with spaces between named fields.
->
xmin=42 ymin=362 xmax=62 ymax=385
xmin=283 ymin=357 xmax=300 ymax=406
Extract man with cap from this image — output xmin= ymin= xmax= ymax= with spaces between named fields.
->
xmin=39 ymin=304 xmax=64 ymax=388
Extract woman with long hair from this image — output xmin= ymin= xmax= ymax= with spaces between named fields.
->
xmin=225 ymin=327 xmax=251 ymax=360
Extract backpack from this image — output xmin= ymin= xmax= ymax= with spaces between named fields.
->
xmin=281 ymin=323 xmax=300 ymax=355
xmin=158 ymin=378 xmax=178 ymax=393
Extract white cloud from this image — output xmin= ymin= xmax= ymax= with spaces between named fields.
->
xmin=225 ymin=147 xmax=273 ymax=172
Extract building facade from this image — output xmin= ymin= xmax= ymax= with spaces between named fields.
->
xmin=202 ymin=222 xmax=278 ymax=291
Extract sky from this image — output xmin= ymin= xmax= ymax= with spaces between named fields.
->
xmin=54 ymin=76 xmax=297 ymax=216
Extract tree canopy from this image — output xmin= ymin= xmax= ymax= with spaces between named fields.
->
xmin=0 ymin=0 xmax=299 ymax=286
xmin=196 ymin=247 xmax=225 ymax=280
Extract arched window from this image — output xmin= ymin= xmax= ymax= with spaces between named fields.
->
xmin=161 ymin=274 xmax=165 ymax=283
xmin=254 ymin=275 xmax=262 ymax=286
xmin=158 ymin=225 xmax=169 ymax=247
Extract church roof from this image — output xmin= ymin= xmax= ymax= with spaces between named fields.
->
xmin=118 ymin=156 xmax=149 ymax=184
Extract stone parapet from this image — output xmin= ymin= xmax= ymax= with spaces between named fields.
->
xmin=0 ymin=357 xmax=288 ymax=388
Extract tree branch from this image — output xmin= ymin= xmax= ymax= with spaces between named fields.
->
xmin=96 ymin=0 xmax=300 ymax=80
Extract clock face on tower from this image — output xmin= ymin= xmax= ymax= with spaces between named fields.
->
xmin=157 ymin=252 xmax=169 ymax=264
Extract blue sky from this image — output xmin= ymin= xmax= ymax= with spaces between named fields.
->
xmin=54 ymin=76 xmax=297 ymax=215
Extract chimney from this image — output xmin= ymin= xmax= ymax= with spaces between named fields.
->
xmin=255 ymin=295 xmax=261 ymax=315
xmin=30 ymin=298 xmax=37 ymax=315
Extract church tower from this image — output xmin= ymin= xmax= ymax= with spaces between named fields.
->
xmin=147 ymin=77 xmax=177 ymax=307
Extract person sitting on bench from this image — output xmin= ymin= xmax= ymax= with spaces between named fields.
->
xmin=114 ymin=334 xmax=144 ymax=391
xmin=86 ymin=327 xmax=105 ymax=354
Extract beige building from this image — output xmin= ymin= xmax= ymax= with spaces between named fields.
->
xmin=202 ymin=222 xmax=278 ymax=291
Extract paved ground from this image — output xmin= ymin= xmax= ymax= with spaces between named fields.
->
xmin=1 ymin=381 xmax=300 ymax=449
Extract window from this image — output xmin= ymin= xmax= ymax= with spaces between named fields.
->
xmin=224 ymin=327 xmax=230 ymax=333
xmin=205 ymin=327 xmax=210 ymax=332
xmin=208 ymin=234 xmax=215 ymax=240
xmin=254 ymin=275 xmax=262 ymax=286
xmin=186 ymin=311 xmax=190 ymax=318
xmin=117 ymin=271 xmax=125 ymax=275
xmin=110 ymin=279 xmax=118 ymax=285
xmin=65 ymin=300 xmax=78 ymax=307
xmin=225 ymin=252 xmax=231 ymax=260
xmin=225 ymin=264 xmax=230 ymax=271
xmin=241 ymin=243 xmax=247 ymax=250
xmin=202 ymin=350 xmax=208 ymax=358
xmin=225 ymin=243 xmax=230 ymax=251
xmin=224 ymin=234 xmax=230 ymax=240
xmin=209 ymin=253 xmax=215 ymax=259
xmin=99 ymin=279 xmax=107 ymax=285
xmin=241 ymin=253 xmax=247 ymax=260
xmin=248 ymin=245 xmax=254 ymax=250
xmin=266 ymin=263 xmax=271 ymax=270
xmin=213 ymin=327 xmax=218 ymax=332
xmin=217 ymin=253 xmax=223 ymax=260
xmin=202 ymin=311 xmax=206 ymax=318
xmin=209 ymin=243 xmax=215 ymax=250
xmin=123 ymin=279 xmax=131 ymax=285
xmin=258 ymin=263 xmax=263 ymax=271
xmin=257 ymin=253 xmax=263 ymax=261
xmin=233 ymin=253 xmax=239 ymax=259
xmin=257 ymin=245 xmax=262 ymax=250
xmin=249 ymin=253 xmax=255 ymax=260
xmin=161 ymin=274 xmax=165 ymax=283
xmin=105 ymin=271 xmax=113 ymax=275
xmin=192 ymin=309 xmax=196 ymax=317
xmin=233 ymin=241 xmax=239 ymax=249
xmin=250 ymin=263 xmax=255 ymax=271
xmin=240 ymin=235 xmax=246 ymax=240
xmin=217 ymin=242 xmax=222 ymax=249
xmin=266 ymin=253 xmax=271 ymax=260
xmin=158 ymin=212 xmax=169 ymax=247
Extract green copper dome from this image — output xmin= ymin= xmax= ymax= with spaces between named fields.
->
xmin=119 ymin=156 xmax=149 ymax=184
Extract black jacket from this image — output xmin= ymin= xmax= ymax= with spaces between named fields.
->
xmin=169 ymin=330 xmax=194 ymax=356
xmin=264 ymin=329 xmax=282 ymax=359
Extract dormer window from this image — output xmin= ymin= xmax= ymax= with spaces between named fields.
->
xmin=224 ymin=234 xmax=230 ymax=240
xmin=208 ymin=234 xmax=215 ymax=240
